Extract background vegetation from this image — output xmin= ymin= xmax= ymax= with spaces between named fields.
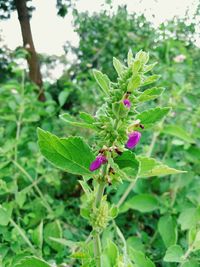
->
xmin=0 ymin=1 xmax=200 ymax=266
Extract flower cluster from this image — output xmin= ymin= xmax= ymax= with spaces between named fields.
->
xmin=90 ymin=90 xmax=142 ymax=172
xmin=89 ymin=50 xmax=158 ymax=173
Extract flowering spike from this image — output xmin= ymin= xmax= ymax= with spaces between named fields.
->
xmin=126 ymin=131 xmax=141 ymax=149
xmin=89 ymin=155 xmax=107 ymax=171
xmin=123 ymin=99 xmax=131 ymax=108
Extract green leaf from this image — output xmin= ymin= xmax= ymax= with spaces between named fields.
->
xmin=162 ymin=125 xmax=195 ymax=143
xmin=193 ymin=230 xmax=200 ymax=251
xmin=120 ymin=194 xmax=159 ymax=213
xmin=136 ymin=107 xmax=170 ymax=126
xmin=113 ymin=57 xmax=126 ymax=77
xmin=49 ymin=237 xmax=79 ymax=249
xmin=93 ymin=69 xmax=110 ymax=95
xmin=15 ymin=191 xmax=26 ymax=208
xmin=58 ymin=90 xmax=71 ymax=107
xmin=182 ymin=260 xmax=199 ymax=267
xmin=79 ymin=180 xmax=91 ymax=195
xmin=44 ymin=220 xmax=62 ymax=251
xmin=143 ymin=62 xmax=157 ymax=73
xmin=138 ymin=87 xmax=165 ymax=102
xmin=0 ymin=204 xmax=12 ymax=226
xmin=102 ymin=240 xmax=119 ymax=267
xmin=178 ymin=207 xmax=200 ymax=231
xmin=130 ymin=248 xmax=155 ymax=267
xmin=127 ymin=49 xmax=134 ymax=67
xmin=15 ymin=256 xmax=51 ymax=267
xmin=137 ymin=156 xmax=185 ymax=178
xmin=59 ymin=113 xmax=96 ymax=130
xmin=127 ymin=236 xmax=144 ymax=252
xmin=109 ymin=205 xmax=118 ymax=219
xmin=79 ymin=112 xmax=96 ymax=124
xmin=32 ymin=221 xmax=43 ymax=249
xmin=114 ymin=151 xmax=139 ymax=179
xmin=135 ymin=50 xmax=149 ymax=65
xmin=142 ymin=75 xmax=160 ymax=86
xmin=164 ymin=245 xmax=184 ymax=262
xmin=158 ymin=215 xmax=177 ymax=248
xmin=112 ymin=101 xmax=129 ymax=119
xmin=128 ymin=75 xmax=141 ymax=92
xmin=132 ymin=60 xmax=142 ymax=73
xmin=37 ymin=128 xmax=95 ymax=176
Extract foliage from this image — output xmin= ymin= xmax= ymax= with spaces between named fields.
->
xmin=38 ymin=49 xmax=186 ymax=267
xmin=0 ymin=3 xmax=200 ymax=267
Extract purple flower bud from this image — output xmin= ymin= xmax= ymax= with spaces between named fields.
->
xmin=89 ymin=155 xmax=107 ymax=172
xmin=123 ymin=99 xmax=131 ymax=108
xmin=126 ymin=131 xmax=141 ymax=149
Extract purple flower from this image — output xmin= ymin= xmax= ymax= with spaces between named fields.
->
xmin=89 ymin=155 xmax=107 ymax=172
xmin=123 ymin=99 xmax=131 ymax=108
xmin=126 ymin=131 xmax=141 ymax=149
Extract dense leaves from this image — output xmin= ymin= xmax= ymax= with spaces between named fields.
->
xmin=1 ymin=2 xmax=200 ymax=267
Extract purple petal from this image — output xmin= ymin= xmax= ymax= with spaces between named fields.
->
xmin=89 ymin=155 xmax=107 ymax=172
xmin=126 ymin=131 xmax=141 ymax=149
xmin=123 ymin=99 xmax=131 ymax=108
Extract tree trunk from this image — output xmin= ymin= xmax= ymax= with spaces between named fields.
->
xmin=15 ymin=0 xmax=45 ymax=101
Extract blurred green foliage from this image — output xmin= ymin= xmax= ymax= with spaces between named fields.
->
xmin=0 ymin=4 xmax=200 ymax=267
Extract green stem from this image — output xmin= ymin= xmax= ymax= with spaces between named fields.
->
xmin=179 ymin=246 xmax=193 ymax=267
xmin=10 ymin=218 xmax=37 ymax=254
xmin=146 ymin=131 xmax=160 ymax=157
xmin=93 ymin=182 xmax=105 ymax=267
xmin=95 ymin=182 xmax=105 ymax=208
xmin=94 ymin=234 xmax=101 ymax=267
xmin=117 ymin=176 xmax=139 ymax=208
xmin=13 ymin=160 xmax=53 ymax=213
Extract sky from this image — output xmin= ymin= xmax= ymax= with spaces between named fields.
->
xmin=0 ymin=0 xmax=199 ymax=56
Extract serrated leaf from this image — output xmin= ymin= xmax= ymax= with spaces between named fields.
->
xmin=114 ymin=151 xmax=139 ymax=178
xmin=137 ymin=156 xmax=185 ymax=178
xmin=49 ymin=237 xmax=79 ymax=249
xmin=142 ymin=75 xmax=160 ymax=86
xmin=15 ymin=256 xmax=51 ymax=267
xmin=44 ymin=220 xmax=62 ymax=251
xmin=138 ymin=87 xmax=165 ymax=102
xmin=158 ymin=215 xmax=177 ymax=248
xmin=143 ymin=62 xmax=157 ymax=73
xmin=136 ymin=107 xmax=170 ymax=126
xmin=120 ymin=194 xmax=159 ymax=213
xmin=113 ymin=57 xmax=126 ymax=77
xmin=127 ymin=49 xmax=134 ymax=67
xmin=164 ymin=245 xmax=184 ymax=262
xmin=135 ymin=50 xmax=149 ymax=65
xmin=132 ymin=60 xmax=142 ymax=73
xmin=59 ymin=113 xmax=97 ymax=130
xmin=37 ymin=128 xmax=95 ymax=176
xmin=79 ymin=112 xmax=96 ymax=123
xmin=162 ymin=125 xmax=195 ymax=143
xmin=128 ymin=75 xmax=141 ymax=92
xmin=93 ymin=69 xmax=110 ymax=95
